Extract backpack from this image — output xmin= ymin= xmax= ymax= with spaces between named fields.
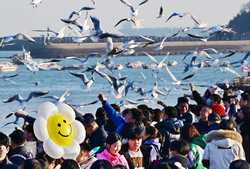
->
xmin=143 ymin=142 xmax=162 ymax=169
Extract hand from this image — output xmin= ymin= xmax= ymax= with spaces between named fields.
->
xmin=98 ymin=94 xmax=105 ymax=102
xmin=189 ymin=83 xmax=196 ymax=92
xmin=14 ymin=111 xmax=26 ymax=118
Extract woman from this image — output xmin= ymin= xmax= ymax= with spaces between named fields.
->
xmin=181 ymin=124 xmax=207 ymax=169
xmin=97 ymin=133 xmax=129 ymax=169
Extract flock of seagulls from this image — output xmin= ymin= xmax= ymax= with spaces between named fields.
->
xmin=0 ymin=0 xmax=248 ymax=127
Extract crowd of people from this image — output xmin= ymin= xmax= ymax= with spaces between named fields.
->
xmin=0 ymin=84 xmax=250 ymax=169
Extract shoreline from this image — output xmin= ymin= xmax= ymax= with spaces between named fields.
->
xmin=1 ymin=40 xmax=250 ymax=58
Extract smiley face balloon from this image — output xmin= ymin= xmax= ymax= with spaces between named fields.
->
xmin=34 ymin=102 xmax=86 ymax=159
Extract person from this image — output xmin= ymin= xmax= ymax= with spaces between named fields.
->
xmin=180 ymin=124 xmax=206 ymax=169
xmin=168 ymin=140 xmax=190 ymax=169
xmin=176 ymin=97 xmax=195 ymax=125
xmin=82 ymin=113 xmax=107 ymax=152
xmin=202 ymin=129 xmax=246 ymax=169
xmin=207 ymin=112 xmax=221 ymax=132
xmin=120 ymin=122 xmax=151 ymax=169
xmin=0 ymin=132 xmax=17 ymax=169
xmin=237 ymin=106 xmax=250 ymax=163
xmin=142 ymin=125 xmax=161 ymax=165
xmin=98 ymin=94 xmax=144 ymax=134
xmin=60 ymin=159 xmax=80 ymax=169
xmin=95 ymin=107 xmax=116 ymax=134
xmin=97 ymin=133 xmax=129 ymax=168
xmin=76 ymin=142 xmax=97 ymax=169
xmin=194 ymin=105 xmax=212 ymax=134
xmin=20 ymin=159 xmax=42 ymax=169
xmin=211 ymin=94 xmax=226 ymax=118
xmin=229 ymin=160 xmax=250 ymax=169
xmin=90 ymin=160 xmax=112 ymax=169
xmin=8 ymin=129 xmax=31 ymax=167
xmin=156 ymin=106 xmax=183 ymax=159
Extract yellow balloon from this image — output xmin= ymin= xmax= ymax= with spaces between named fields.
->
xmin=47 ymin=114 xmax=75 ymax=147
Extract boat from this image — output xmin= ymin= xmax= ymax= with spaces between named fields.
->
xmin=0 ymin=62 xmax=18 ymax=72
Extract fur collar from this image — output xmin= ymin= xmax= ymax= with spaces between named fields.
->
xmin=205 ymin=129 xmax=242 ymax=143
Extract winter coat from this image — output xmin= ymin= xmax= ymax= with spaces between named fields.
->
xmin=203 ymin=130 xmax=245 ymax=169
xmin=97 ymin=149 xmax=129 ymax=169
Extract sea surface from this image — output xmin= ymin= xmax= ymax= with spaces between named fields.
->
xmin=0 ymin=51 xmax=246 ymax=134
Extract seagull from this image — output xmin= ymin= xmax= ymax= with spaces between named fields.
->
xmin=0 ymin=33 xmax=35 ymax=47
xmin=182 ymin=73 xmax=195 ymax=81
xmin=166 ymin=12 xmax=187 ymax=22
xmin=186 ymin=33 xmax=208 ymax=42
xmin=71 ymin=100 xmax=98 ymax=108
xmin=143 ymin=52 xmax=168 ymax=68
xmin=165 ymin=65 xmax=181 ymax=85
xmin=222 ymin=50 xmax=236 ymax=58
xmin=151 ymin=82 xmax=167 ymax=98
xmin=60 ymin=18 xmax=83 ymax=32
xmin=156 ymin=6 xmax=163 ymax=18
xmin=70 ymin=72 xmax=94 ymax=88
xmin=31 ymin=0 xmax=43 ymax=7
xmin=120 ymin=0 xmax=139 ymax=17
xmin=3 ymin=91 xmax=49 ymax=104
xmin=66 ymin=56 xmax=89 ymax=64
xmin=2 ymin=109 xmax=28 ymax=127
xmin=41 ymin=90 xmax=71 ymax=103
xmin=114 ymin=18 xmax=136 ymax=27
xmin=0 ymin=74 xmax=18 ymax=80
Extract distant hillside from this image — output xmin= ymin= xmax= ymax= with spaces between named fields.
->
xmin=228 ymin=1 xmax=250 ymax=33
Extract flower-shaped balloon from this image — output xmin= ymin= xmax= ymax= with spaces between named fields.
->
xmin=34 ymin=102 xmax=85 ymax=159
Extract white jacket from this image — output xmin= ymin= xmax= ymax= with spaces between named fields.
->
xmin=203 ymin=130 xmax=245 ymax=169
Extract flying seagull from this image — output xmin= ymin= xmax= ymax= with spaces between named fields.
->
xmin=157 ymin=6 xmax=163 ymax=18
xmin=70 ymin=72 xmax=94 ymax=88
xmin=3 ymin=91 xmax=49 ymax=104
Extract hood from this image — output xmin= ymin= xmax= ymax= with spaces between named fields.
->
xmin=211 ymin=138 xmax=238 ymax=148
xmin=205 ymin=129 xmax=242 ymax=144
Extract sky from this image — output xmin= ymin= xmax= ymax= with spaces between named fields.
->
xmin=0 ymin=0 xmax=249 ymax=36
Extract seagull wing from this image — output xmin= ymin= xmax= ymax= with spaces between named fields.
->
xmin=114 ymin=18 xmax=130 ymax=27
xmin=15 ymin=33 xmax=35 ymax=43
xmin=143 ymin=52 xmax=158 ymax=64
xmin=165 ymin=65 xmax=181 ymax=84
xmin=70 ymin=72 xmax=88 ymax=83
xmin=139 ymin=0 xmax=149 ymax=6
xmin=241 ymin=51 xmax=250 ymax=64
xmin=166 ymin=12 xmax=184 ymax=22
xmin=182 ymin=73 xmax=195 ymax=81
xmin=79 ymin=6 xmax=95 ymax=11
xmin=120 ymin=0 xmax=133 ymax=8
xmin=26 ymin=91 xmax=49 ymax=102
xmin=139 ymin=35 xmax=155 ymax=42
xmin=157 ymin=6 xmax=163 ymax=18
xmin=3 ymin=94 xmax=21 ymax=103
xmin=90 ymin=16 xmax=102 ymax=33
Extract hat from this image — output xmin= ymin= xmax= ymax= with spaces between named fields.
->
xmin=208 ymin=112 xmax=221 ymax=123
xmin=212 ymin=103 xmax=225 ymax=117
xmin=164 ymin=106 xmax=178 ymax=118
xmin=230 ymin=160 xmax=250 ymax=169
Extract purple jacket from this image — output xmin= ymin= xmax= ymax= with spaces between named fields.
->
xmin=97 ymin=149 xmax=129 ymax=169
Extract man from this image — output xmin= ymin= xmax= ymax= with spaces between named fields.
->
xmin=176 ymin=97 xmax=195 ymax=124
xmin=0 ymin=132 xmax=17 ymax=169
xmin=194 ymin=105 xmax=212 ymax=134
xmin=82 ymin=113 xmax=107 ymax=152
xmin=8 ymin=129 xmax=31 ymax=167
xmin=98 ymin=94 xmax=144 ymax=135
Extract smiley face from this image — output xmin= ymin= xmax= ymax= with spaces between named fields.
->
xmin=47 ymin=114 xmax=75 ymax=147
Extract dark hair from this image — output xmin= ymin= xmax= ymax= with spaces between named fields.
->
xmin=145 ymin=125 xmax=158 ymax=139
xmin=130 ymin=108 xmax=144 ymax=122
xmin=95 ymin=107 xmax=106 ymax=119
xmin=208 ymin=112 xmax=221 ymax=122
xmin=23 ymin=159 xmax=42 ymax=169
xmin=229 ymin=160 xmax=250 ymax=169
xmin=111 ymin=104 xmax=121 ymax=113
xmin=60 ymin=159 xmax=80 ymax=169
xmin=212 ymin=94 xmax=221 ymax=103
xmin=106 ymin=133 xmax=121 ymax=145
xmin=220 ymin=119 xmax=236 ymax=130
xmin=80 ymin=142 xmax=91 ymax=151
xmin=230 ymin=159 xmax=250 ymax=169
xmin=164 ymin=106 xmax=178 ymax=118
xmin=0 ymin=132 xmax=9 ymax=146
xmin=181 ymin=124 xmax=200 ymax=142
xmin=241 ymin=92 xmax=250 ymax=101
xmin=151 ymin=108 xmax=163 ymax=122
xmin=112 ymin=165 xmax=127 ymax=169
xmin=90 ymin=159 xmax=112 ymax=169
xmin=122 ymin=122 xmax=145 ymax=140
xmin=177 ymin=97 xmax=189 ymax=105
xmin=82 ymin=113 xmax=95 ymax=126
xmin=170 ymin=140 xmax=190 ymax=156
xmin=9 ymin=129 xmax=25 ymax=145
